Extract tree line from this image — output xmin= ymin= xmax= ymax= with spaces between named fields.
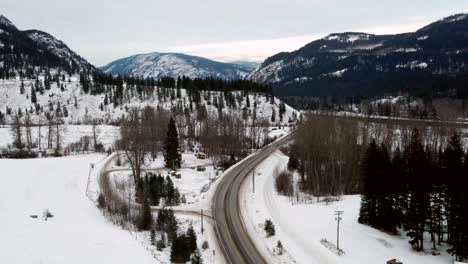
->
xmin=359 ymin=130 xmax=468 ymax=261
xmin=288 ymin=113 xmax=464 ymax=196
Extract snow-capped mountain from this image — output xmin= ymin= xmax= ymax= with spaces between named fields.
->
xmin=100 ymin=53 xmax=253 ymax=80
xmin=249 ymin=13 xmax=468 ymax=96
xmin=24 ymin=30 xmax=95 ymax=72
xmin=0 ymin=14 xmax=95 ymax=77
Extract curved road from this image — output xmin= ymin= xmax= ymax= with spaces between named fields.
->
xmin=212 ymin=132 xmax=295 ymax=264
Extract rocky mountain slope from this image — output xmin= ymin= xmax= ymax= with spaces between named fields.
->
xmin=249 ymin=14 xmax=468 ymax=97
xmin=0 ymin=15 xmax=95 ymax=77
xmin=100 ymin=52 xmax=253 ymax=80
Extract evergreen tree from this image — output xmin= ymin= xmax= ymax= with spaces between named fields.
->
xmin=171 ymin=234 xmax=190 ymax=263
xmin=391 ymin=148 xmax=406 ymax=229
xmin=156 ymin=233 xmax=166 ymax=251
xmin=446 ymin=133 xmax=468 ymax=261
xmin=150 ymin=229 xmax=156 ymax=246
xmin=164 ymin=117 xmax=181 ymax=169
xmin=187 ymin=223 xmax=197 ymax=253
xmin=264 ymin=219 xmax=276 ymax=237
xmin=30 ymin=84 xmax=37 ymax=104
xmin=44 ymin=77 xmax=51 ymax=90
xmin=97 ymin=193 xmax=106 ymax=209
xmin=276 ymin=240 xmax=284 ymax=255
xmin=20 ymin=79 xmax=25 ymax=94
xmin=405 ymin=128 xmax=430 ymax=251
xmin=358 ymin=140 xmax=380 ymax=226
xmin=137 ymin=198 xmax=153 ymax=231
xmin=271 ymin=107 xmax=276 ymax=123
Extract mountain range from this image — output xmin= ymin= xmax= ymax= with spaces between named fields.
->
xmin=2 ymin=13 xmax=468 ymax=98
xmin=99 ymin=52 xmax=254 ymax=80
xmin=0 ymin=15 xmax=95 ymax=77
xmin=249 ymin=13 xmax=468 ymax=97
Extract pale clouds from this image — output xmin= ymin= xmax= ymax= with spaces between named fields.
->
xmin=2 ymin=0 xmax=468 ymax=65
xmin=163 ymin=19 xmax=429 ymax=63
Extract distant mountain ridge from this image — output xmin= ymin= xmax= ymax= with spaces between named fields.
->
xmin=249 ymin=13 xmax=468 ymax=97
xmin=0 ymin=14 xmax=95 ymax=77
xmin=100 ymin=52 xmax=254 ymax=80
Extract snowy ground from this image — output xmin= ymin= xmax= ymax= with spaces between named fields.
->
xmin=98 ymin=152 xmax=225 ymax=263
xmin=108 ymin=152 xmax=221 ymax=206
xmin=240 ymin=151 xmax=456 ymax=264
xmin=0 ymin=154 xmax=156 ymax=264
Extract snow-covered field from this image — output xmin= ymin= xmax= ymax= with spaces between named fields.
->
xmin=240 ymin=151 xmax=456 ymax=264
xmin=0 ymin=154 xmax=156 ymax=264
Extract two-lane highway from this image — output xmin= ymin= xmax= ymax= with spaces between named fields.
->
xmin=212 ymin=132 xmax=295 ymax=264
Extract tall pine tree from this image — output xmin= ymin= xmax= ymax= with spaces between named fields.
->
xmin=164 ymin=117 xmax=181 ymax=169
xmin=404 ymin=128 xmax=430 ymax=251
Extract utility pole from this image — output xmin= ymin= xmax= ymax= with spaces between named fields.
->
xmin=334 ymin=210 xmax=344 ymax=253
xmin=252 ymin=168 xmax=255 ymax=193
xmin=201 ymin=209 xmax=204 ymax=235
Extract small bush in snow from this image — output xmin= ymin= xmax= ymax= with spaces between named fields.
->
xmin=156 ymin=233 xmax=166 ymax=251
xmin=264 ymin=219 xmax=276 ymax=237
xmin=97 ymin=193 xmax=106 ymax=209
xmin=276 ymin=240 xmax=284 ymax=255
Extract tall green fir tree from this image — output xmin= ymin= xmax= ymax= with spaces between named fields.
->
xmin=164 ymin=117 xmax=181 ymax=169
xmin=30 ymin=84 xmax=37 ymax=104
xmin=404 ymin=128 xmax=430 ymax=251
xmin=446 ymin=133 xmax=468 ymax=261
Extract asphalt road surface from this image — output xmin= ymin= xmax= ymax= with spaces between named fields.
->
xmin=212 ymin=132 xmax=295 ymax=264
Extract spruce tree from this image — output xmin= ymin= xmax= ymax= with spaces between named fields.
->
xmin=164 ymin=117 xmax=181 ymax=169
xmin=391 ymin=148 xmax=406 ymax=229
xmin=20 ymin=79 xmax=25 ymax=94
xmin=30 ymin=84 xmax=37 ymax=104
xmin=405 ymin=128 xmax=430 ymax=251
xmin=276 ymin=240 xmax=284 ymax=255
xmin=187 ymin=223 xmax=197 ymax=254
xmin=376 ymin=143 xmax=398 ymax=233
xmin=264 ymin=219 xmax=276 ymax=237
xmin=150 ymin=229 xmax=156 ymax=246
xmin=358 ymin=140 xmax=380 ymax=226
xmin=446 ymin=133 xmax=468 ymax=260
xmin=171 ymin=234 xmax=190 ymax=263
xmin=271 ymin=107 xmax=276 ymax=123
xmin=137 ymin=198 xmax=153 ymax=231
xmin=156 ymin=233 xmax=166 ymax=251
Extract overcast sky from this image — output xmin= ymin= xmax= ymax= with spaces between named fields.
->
xmin=2 ymin=0 xmax=468 ymax=66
